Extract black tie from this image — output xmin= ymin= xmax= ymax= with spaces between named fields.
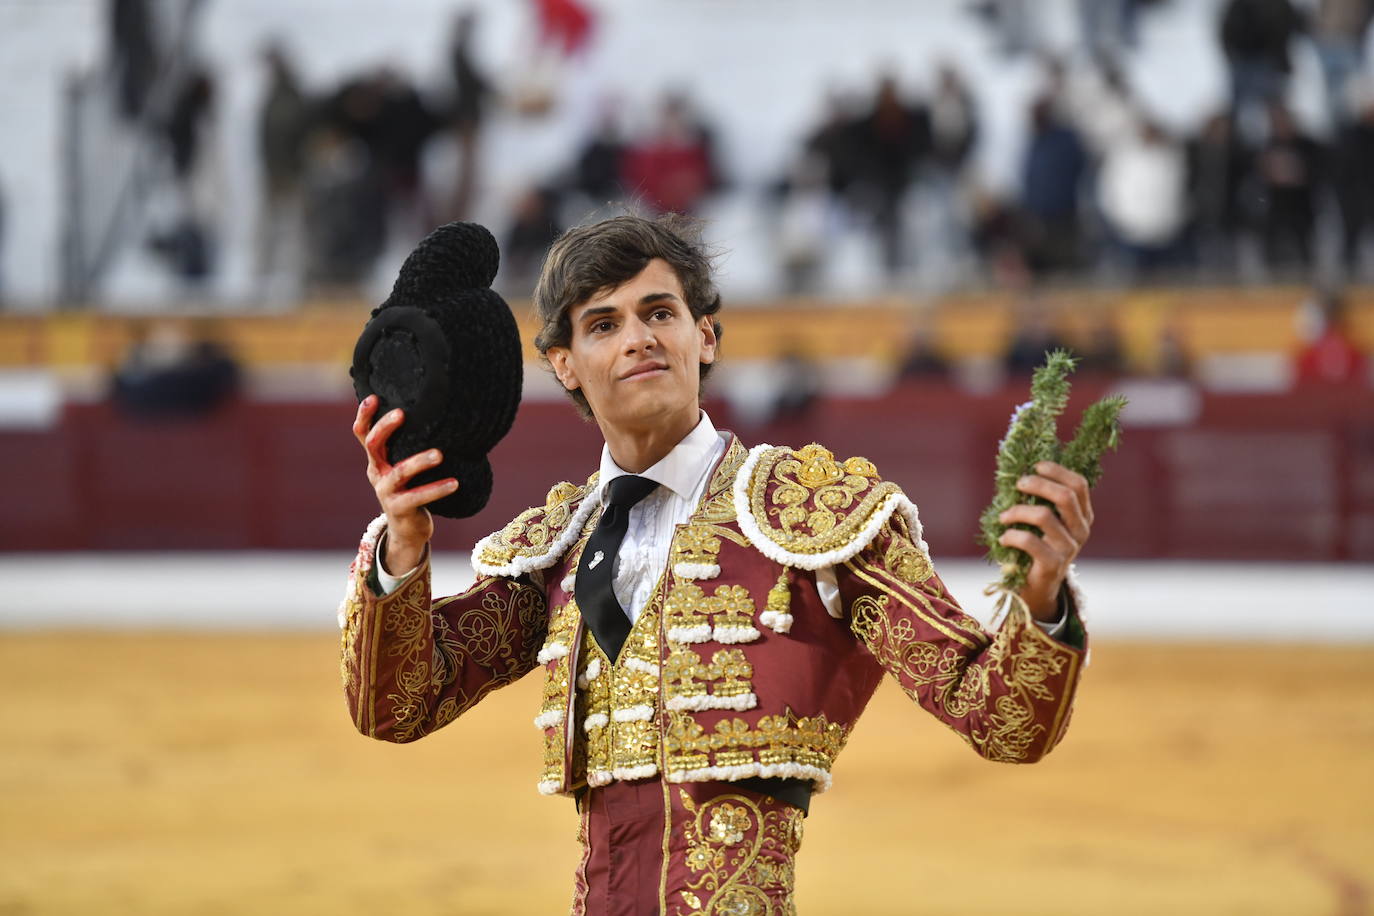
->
xmin=577 ymin=474 xmax=659 ymax=662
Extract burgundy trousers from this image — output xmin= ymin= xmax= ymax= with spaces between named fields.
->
xmin=570 ymin=778 xmax=804 ymax=916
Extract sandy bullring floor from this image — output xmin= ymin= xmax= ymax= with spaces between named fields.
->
xmin=1 ymin=633 xmax=1371 ymax=915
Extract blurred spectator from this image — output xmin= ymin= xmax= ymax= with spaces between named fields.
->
xmin=897 ymin=324 xmax=951 ymax=380
xmin=1294 ymin=291 xmax=1368 ymax=384
xmin=968 ymin=0 xmax=1041 ymax=56
xmin=255 ymin=42 xmax=309 ymax=298
xmin=1005 ymin=299 xmax=1071 ymax=374
xmin=773 ymin=154 xmax=836 ymax=295
xmin=622 ymin=92 xmax=722 ymax=215
xmin=311 ymin=69 xmax=440 ymax=281
xmin=850 ymin=75 xmax=931 ymax=275
xmin=1079 ymin=0 xmax=1142 ymax=62
xmin=301 ymin=124 xmax=386 ymax=292
xmin=1065 ymin=59 xmax=1140 ymax=156
xmin=1333 ymin=87 xmax=1374 ymax=274
xmin=768 ymin=343 xmax=821 ymax=422
xmin=164 ymin=69 xmax=214 ymax=184
xmin=503 ymin=185 xmax=563 ymax=292
xmin=513 ymin=0 xmax=597 ymax=117
xmin=1186 ymin=111 xmax=1252 ymax=275
xmin=1155 ymin=319 xmax=1193 ymax=378
xmin=370 ymin=69 xmax=442 ymax=232
xmin=109 ymin=0 xmax=157 ymax=121
xmin=1219 ymin=0 xmax=1305 ymax=131
xmin=1256 ymin=104 xmax=1322 ymax=271
xmin=801 ymin=93 xmax=864 ymax=198
xmin=149 ymin=68 xmax=221 ymax=285
xmin=969 ymin=186 xmax=1032 ymax=287
xmin=570 ymin=102 xmax=628 ymax=205
xmin=0 ymin=177 xmax=6 ymax=301
xmin=1077 ymin=313 xmax=1126 ymax=375
xmin=1020 ymin=97 xmax=1088 ymax=275
xmin=1311 ymin=0 xmax=1373 ymax=129
xmin=929 ymin=66 xmax=978 ymax=175
xmin=926 ymin=65 xmax=980 ymax=271
xmin=1097 ymin=119 xmax=1189 ymax=277
xmin=535 ymin=0 xmax=595 ymax=55
xmin=111 ymin=321 xmax=240 ymax=418
xmin=448 ymin=10 xmax=494 ymax=220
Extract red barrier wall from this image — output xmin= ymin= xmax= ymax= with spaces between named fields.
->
xmin=6 ymin=381 xmax=1372 ymax=560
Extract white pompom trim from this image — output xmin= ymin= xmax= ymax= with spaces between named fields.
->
xmin=612 ymin=764 xmax=659 ymax=781
xmin=667 ymin=624 xmax=713 ymax=644
xmin=559 ymin=573 xmax=576 ymax=594
xmin=576 ymin=656 xmax=601 ymax=689
xmin=537 ymin=779 xmax=562 ymax=796
xmin=533 ymin=709 xmax=564 ymax=730
xmin=732 ymin=445 xmax=929 ymax=570
xmin=665 ymin=692 xmax=758 ymax=712
xmin=673 ymin=561 xmax=720 ymax=580
xmin=611 ymin=705 xmax=654 ymax=722
xmin=665 ymin=762 xmax=832 ymax=794
xmin=583 ymin=712 xmax=609 ymax=732
xmin=337 ymin=513 xmax=388 ymax=627
xmin=587 ymin=770 xmax=613 ymax=787
xmin=712 ymin=625 xmax=762 ymax=644
xmin=536 ymin=643 xmax=569 ymax=665
xmin=759 ymin=610 xmax=794 ymax=634
xmin=471 ymin=490 xmax=601 ymax=578
xmin=622 ymin=657 xmax=660 ymax=676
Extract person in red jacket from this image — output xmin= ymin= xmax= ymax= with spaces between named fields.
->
xmin=1295 ymin=292 xmax=1369 ymax=385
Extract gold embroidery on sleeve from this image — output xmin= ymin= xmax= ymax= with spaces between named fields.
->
xmin=339 ymin=566 xmax=366 ymax=692
xmin=381 ymin=578 xmax=544 ymax=743
xmin=849 ymin=585 xmax=1078 ymax=762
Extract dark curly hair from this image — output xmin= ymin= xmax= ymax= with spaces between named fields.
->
xmin=532 ymin=214 xmax=723 ymax=418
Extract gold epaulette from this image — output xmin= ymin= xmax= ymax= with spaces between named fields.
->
xmin=471 ymin=474 xmax=599 ymax=578
xmin=732 ymin=443 xmax=926 ymax=571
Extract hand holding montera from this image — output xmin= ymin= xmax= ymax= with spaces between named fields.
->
xmin=352 ymin=395 xmax=458 ymax=574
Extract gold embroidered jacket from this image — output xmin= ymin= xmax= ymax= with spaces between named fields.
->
xmin=339 ymin=435 xmax=1088 ymax=797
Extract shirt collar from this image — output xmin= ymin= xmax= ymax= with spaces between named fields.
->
xmin=597 ymin=411 xmax=722 ymax=502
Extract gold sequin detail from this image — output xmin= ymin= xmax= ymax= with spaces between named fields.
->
xmin=675 ymin=526 xmax=723 ymax=567
xmin=476 ymin=475 xmax=596 ymax=567
xmin=747 ymin=444 xmax=903 ymax=555
xmin=848 ymin=578 xmax=1076 ymax=762
xmin=376 ymin=576 xmax=544 ymax=743
xmin=663 ymin=710 xmax=848 ymax=779
xmin=670 ymin=790 xmax=803 ymax=916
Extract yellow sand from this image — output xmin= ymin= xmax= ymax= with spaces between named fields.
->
xmin=1 ymin=633 xmax=1371 ymax=915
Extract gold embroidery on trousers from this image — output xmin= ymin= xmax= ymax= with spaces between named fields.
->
xmin=672 ymin=789 xmax=802 ymax=916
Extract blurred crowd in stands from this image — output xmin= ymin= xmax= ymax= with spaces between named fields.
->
xmin=771 ymin=0 xmax=1374 ymax=292
xmin=82 ymin=0 xmax=1374 ymax=303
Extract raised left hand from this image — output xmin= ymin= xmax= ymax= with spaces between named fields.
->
xmin=997 ymin=461 xmax=1095 ymax=622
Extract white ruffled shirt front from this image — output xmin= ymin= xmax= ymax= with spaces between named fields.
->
xmin=592 ymin=410 xmax=728 ymax=624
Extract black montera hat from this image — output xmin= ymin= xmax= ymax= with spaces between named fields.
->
xmin=350 ymin=222 xmax=523 ymax=518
